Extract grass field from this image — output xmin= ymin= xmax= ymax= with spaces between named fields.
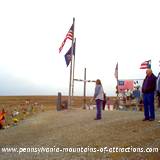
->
xmin=0 ymin=95 xmax=94 ymax=127
xmin=0 ymin=95 xmax=92 ymax=107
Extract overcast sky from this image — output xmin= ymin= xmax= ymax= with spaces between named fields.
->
xmin=0 ymin=0 xmax=160 ymax=96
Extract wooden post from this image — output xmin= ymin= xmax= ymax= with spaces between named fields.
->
xmin=57 ymin=92 xmax=61 ymax=111
xmin=83 ymin=68 xmax=86 ymax=109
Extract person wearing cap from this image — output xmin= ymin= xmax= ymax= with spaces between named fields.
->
xmin=93 ymin=79 xmax=104 ymax=120
xmin=142 ymin=69 xmax=157 ymax=121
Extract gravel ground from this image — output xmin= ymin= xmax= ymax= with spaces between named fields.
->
xmin=0 ymin=108 xmax=160 ymax=160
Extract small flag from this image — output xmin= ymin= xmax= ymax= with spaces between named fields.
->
xmin=59 ymin=24 xmax=73 ymax=53
xmin=64 ymin=41 xmax=75 ymax=67
xmin=140 ymin=60 xmax=151 ymax=69
xmin=114 ymin=63 xmax=118 ymax=79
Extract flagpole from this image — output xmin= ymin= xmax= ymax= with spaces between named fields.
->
xmin=149 ymin=59 xmax=151 ymax=69
xmin=68 ymin=17 xmax=75 ymax=107
xmin=117 ymin=62 xmax=119 ymax=96
xmin=116 ymin=62 xmax=119 ymax=109
xmin=71 ymin=38 xmax=76 ymax=98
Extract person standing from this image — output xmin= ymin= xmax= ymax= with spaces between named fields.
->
xmin=156 ymin=72 xmax=160 ymax=110
xmin=102 ymin=93 xmax=106 ymax=110
xmin=133 ymin=87 xmax=141 ymax=111
xmin=93 ymin=79 xmax=104 ymax=120
xmin=107 ymin=97 xmax=111 ymax=111
xmin=142 ymin=69 xmax=157 ymax=121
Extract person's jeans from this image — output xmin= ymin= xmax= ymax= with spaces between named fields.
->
xmin=96 ymin=99 xmax=103 ymax=119
xmin=143 ymin=92 xmax=155 ymax=119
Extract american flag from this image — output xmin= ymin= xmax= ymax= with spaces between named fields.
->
xmin=118 ymin=80 xmax=134 ymax=92
xmin=140 ymin=60 xmax=151 ymax=69
xmin=59 ymin=24 xmax=73 ymax=53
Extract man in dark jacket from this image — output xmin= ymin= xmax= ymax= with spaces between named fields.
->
xmin=156 ymin=72 xmax=160 ymax=110
xmin=142 ymin=69 xmax=157 ymax=121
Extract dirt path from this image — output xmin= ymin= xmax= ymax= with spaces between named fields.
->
xmin=0 ymin=109 xmax=160 ymax=160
